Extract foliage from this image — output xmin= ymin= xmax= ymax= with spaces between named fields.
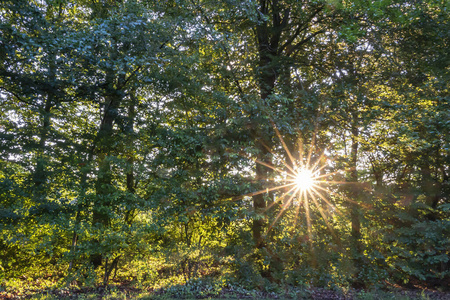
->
xmin=0 ymin=0 xmax=449 ymax=297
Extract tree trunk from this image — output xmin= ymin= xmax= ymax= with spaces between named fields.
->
xmin=125 ymin=97 xmax=136 ymax=225
xmin=348 ymin=113 xmax=363 ymax=286
xmin=252 ymin=154 xmax=269 ymax=247
xmin=91 ymin=80 xmax=123 ymax=268
xmin=33 ymin=56 xmax=55 ymax=191
xmin=251 ymin=0 xmax=281 ymax=248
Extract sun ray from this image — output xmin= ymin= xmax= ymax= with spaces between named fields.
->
xmin=312 ymin=184 xmax=360 ymax=206
xmin=251 ymin=145 xmax=298 ymax=175
xmin=306 ymin=128 xmax=319 ymax=169
xmin=307 ymin=189 xmax=341 ymax=243
xmin=267 ymin=186 xmax=300 ymax=232
xmin=313 ymin=170 xmax=342 ymax=179
xmin=309 ymin=186 xmax=345 ymax=217
xmin=310 ymin=151 xmax=332 ymax=175
xmin=298 ymin=136 xmax=304 ymax=169
xmin=235 ymin=115 xmax=365 ymax=246
xmin=264 ymin=184 xmax=299 ymax=212
xmin=230 ymin=183 xmax=296 ymax=202
xmin=253 ymin=159 xmax=296 ymax=178
xmin=303 ymin=189 xmax=313 ymax=241
xmin=323 ymin=180 xmax=357 ymax=184
xmin=271 ymin=120 xmax=298 ymax=170
xmin=235 ymin=148 xmax=294 ymax=175
xmin=292 ymin=194 xmax=304 ymax=229
xmin=309 ymin=148 xmax=326 ymax=171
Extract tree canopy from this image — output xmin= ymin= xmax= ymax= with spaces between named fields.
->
xmin=0 ymin=0 xmax=449 ymax=295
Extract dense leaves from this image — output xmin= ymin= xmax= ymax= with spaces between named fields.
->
xmin=0 ymin=0 xmax=448 ymax=294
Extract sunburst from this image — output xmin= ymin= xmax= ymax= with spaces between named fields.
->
xmin=235 ymin=120 xmax=350 ymax=243
xmin=293 ymin=168 xmax=316 ymax=192
xmin=227 ymin=116 xmax=360 ymax=246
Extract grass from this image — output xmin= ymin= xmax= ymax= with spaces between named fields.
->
xmin=17 ymin=284 xmax=445 ymax=300
xmin=2 ymin=264 xmax=447 ymax=300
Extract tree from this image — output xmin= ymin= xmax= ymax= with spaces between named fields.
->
xmin=1 ymin=0 xmax=448 ymax=290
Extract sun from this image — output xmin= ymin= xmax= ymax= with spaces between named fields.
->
xmin=234 ymin=119 xmax=348 ymax=242
xmin=294 ymin=168 xmax=315 ymax=191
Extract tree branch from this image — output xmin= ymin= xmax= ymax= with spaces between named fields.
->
xmin=0 ymin=86 xmax=32 ymax=106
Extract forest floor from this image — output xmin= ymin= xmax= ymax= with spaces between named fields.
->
xmin=1 ymin=282 xmax=449 ymax=300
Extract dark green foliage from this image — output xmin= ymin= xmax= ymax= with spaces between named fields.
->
xmin=0 ymin=0 xmax=449 ymax=295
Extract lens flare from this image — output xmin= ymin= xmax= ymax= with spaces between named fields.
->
xmin=295 ymin=168 xmax=315 ymax=191
xmin=232 ymin=119 xmax=358 ymax=246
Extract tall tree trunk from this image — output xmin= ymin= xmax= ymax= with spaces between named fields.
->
xmin=348 ymin=112 xmax=363 ymax=286
xmin=93 ymin=91 xmax=121 ymax=224
xmin=249 ymin=0 xmax=287 ymax=281
xmin=33 ymin=98 xmax=52 ymax=188
xmin=251 ymin=0 xmax=281 ymax=248
xmin=125 ymin=96 xmax=136 ymax=225
xmin=249 ymin=0 xmax=327 ymax=279
xmin=68 ymin=149 xmax=94 ymax=272
xmin=33 ymin=52 xmax=56 ymax=195
xmin=91 ymin=75 xmax=123 ymax=267
xmin=252 ymin=158 xmax=269 ymax=247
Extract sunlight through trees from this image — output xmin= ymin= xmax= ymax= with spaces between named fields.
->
xmin=0 ymin=0 xmax=448 ymax=295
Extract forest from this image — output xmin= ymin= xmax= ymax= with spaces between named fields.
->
xmin=0 ymin=0 xmax=449 ymax=298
